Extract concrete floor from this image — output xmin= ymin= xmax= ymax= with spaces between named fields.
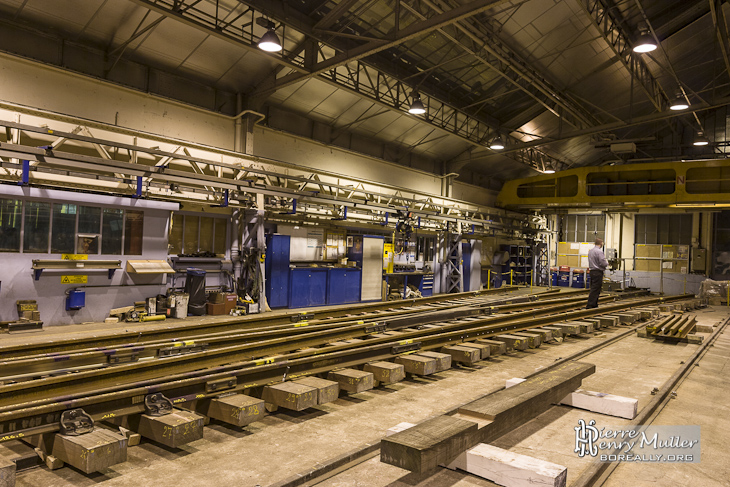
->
xmin=3 ymin=298 xmax=724 ymax=487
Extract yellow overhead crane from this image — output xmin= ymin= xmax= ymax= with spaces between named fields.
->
xmin=496 ymin=159 xmax=730 ymax=210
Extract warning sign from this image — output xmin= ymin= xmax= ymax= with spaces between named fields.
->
xmin=62 ymin=254 xmax=88 ymax=261
xmin=61 ymin=275 xmax=87 ymax=284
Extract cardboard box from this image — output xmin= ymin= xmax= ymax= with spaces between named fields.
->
xmin=224 ymin=294 xmax=237 ymax=314
xmin=208 ymin=292 xmax=226 ymax=304
xmin=207 ymin=302 xmax=226 ymax=315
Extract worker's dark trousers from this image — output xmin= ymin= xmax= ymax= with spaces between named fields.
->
xmin=587 ymin=270 xmax=604 ymax=308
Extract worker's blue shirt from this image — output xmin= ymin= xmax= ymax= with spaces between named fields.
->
xmin=588 ymin=246 xmax=608 ymax=271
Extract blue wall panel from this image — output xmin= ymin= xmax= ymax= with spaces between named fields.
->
xmin=265 ymin=234 xmax=291 ymax=308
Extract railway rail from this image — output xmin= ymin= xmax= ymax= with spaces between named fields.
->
xmin=0 ymin=291 xmax=697 ymax=452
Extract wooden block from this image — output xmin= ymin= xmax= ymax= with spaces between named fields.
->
xmin=364 ymin=361 xmax=406 ymax=385
xmin=510 ymin=332 xmax=542 ymax=348
xmin=0 ymin=457 xmax=15 ymax=486
xmin=540 ymin=326 xmax=563 ymax=339
xmin=637 ymin=328 xmax=648 ymax=338
xmin=415 ymin=351 xmax=452 ymax=371
xmin=550 ymin=323 xmax=581 ymax=335
xmin=493 ymin=334 xmax=528 ymax=351
xmin=327 ymin=369 xmax=374 ymax=393
xmin=263 ymin=382 xmax=318 ymax=411
xmin=459 ymin=342 xmax=491 ymax=359
xmin=505 ymin=378 xmax=526 ymax=388
xmin=51 ymin=428 xmax=127 ymax=474
xmin=440 ymin=345 xmax=480 ymax=365
xmin=293 ymin=377 xmax=339 ymax=404
xmin=600 ymin=314 xmax=624 ymax=325
xmin=564 ymin=321 xmax=594 ymax=334
xmin=395 ymin=355 xmax=438 ymax=376
xmin=109 ymin=305 xmax=134 ymax=316
xmin=560 ymin=389 xmax=638 ymax=420
xmin=117 ymin=426 xmax=141 ymax=447
xmin=528 ymin=328 xmax=554 ymax=342
xmin=201 ymin=394 xmax=264 ymax=427
xmin=104 ymin=317 xmax=119 ymax=324
xmin=132 ymin=410 xmax=205 ymax=448
xmin=696 ymin=324 xmax=713 ymax=333
xmin=581 ymin=319 xmax=602 ymax=330
xmin=386 ymin=422 xmax=415 ymax=436
xmin=448 ymin=443 xmax=567 ymax=487
xmin=380 ymin=415 xmax=479 ymax=473
xmin=474 ymin=339 xmax=506 ymax=356
xmin=592 ymin=315 xmax=619 ymax=327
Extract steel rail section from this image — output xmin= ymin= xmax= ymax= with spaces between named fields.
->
xmin=0 ymin=294 xmax=693 ymax=441
xmin=0 ymin=293 xmax=592 ymax=378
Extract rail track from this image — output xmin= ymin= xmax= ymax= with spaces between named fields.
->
xmin=0 ymin=289 xmax=698 ymax=453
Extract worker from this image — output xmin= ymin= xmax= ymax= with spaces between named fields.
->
xmin=587 ymin=238 xmax=608 ymax=309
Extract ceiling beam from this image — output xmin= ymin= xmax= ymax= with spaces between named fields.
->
xmin=709 ymin=0 xmax=730 ymax=82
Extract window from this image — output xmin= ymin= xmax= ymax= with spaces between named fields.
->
xmin=0 ymin=199 xmax=142 ymax=254
xmin=51 ymin=203 xmax=77 ymax=253
xmin=635 ymin=214 xmax=692 ymax=245
xmin=24 ymin=201 xmax=50 ymax=253
xmin=0 ymin=198 xmax=21 ymax=252
xmin=124 ymin=210 xmax=144 ymax=255
xmin=169 ymin=214 xmax=228 ymax=255
xmin=102 ymin=208 xmax=124 ymax=255
xmin=560 ymin=214 xmax=605 ymax=243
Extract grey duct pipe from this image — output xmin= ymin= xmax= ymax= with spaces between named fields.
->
xmin=231 ymin=208 xmax=242 ymax=286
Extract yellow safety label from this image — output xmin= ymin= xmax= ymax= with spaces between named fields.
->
xmin=61 ymin=275 xmax=87 ymax=284
xmin=399 ymin=339 xmax=413 ymax=345
xmin=357 ymin=320 xmax=364 ymax=325
xmin=255 ymin=357 xmax=275 ymax=366
xmin=18 ymin=304 xmax=37 ymax=311
xmin=62 ymin=254 xmax=88 ymax=261
xmin=294 ymin=321 xmax=308 ymax=327
xmin=173 ymin=340 xmax=195 ymax=347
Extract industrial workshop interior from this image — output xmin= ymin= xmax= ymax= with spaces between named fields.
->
xmin=1 ymin=0 xmax=730 ymax=486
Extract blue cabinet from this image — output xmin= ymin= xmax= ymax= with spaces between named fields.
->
xmin=327 ymin=268 xmax=361 ymax=305
xmin=289 ymin=268 xmax=328 ymax=308
xmin=265 ymin=234 xmax=290 ymax=308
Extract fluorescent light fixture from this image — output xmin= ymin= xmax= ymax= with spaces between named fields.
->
xmin=693 ymin=132 xmax=709 ymax=146
xmin=543 ymin=168 xmax=556 ymax=174
xmin=409 ymin=92 xmax=426 ymax=114
xmin=489 ymin=136 xmax=505 ymax=150
xmin=669 ymin=92 xmax=689 ymax=111
xmin=258 ymin=29 xmax=282 ymax=52
xmin=633 ymin=30 xmax=657 ymax=53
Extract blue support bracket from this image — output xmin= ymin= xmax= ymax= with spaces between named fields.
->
xmin=134 ymin=176 xmax=143 ymax=198
xmin=279 ymin=199 xmax=297 ymax=215
xmin=34 ymin=268 xmax=42 ymax=281
xmin=18 ymin=160 xmax=30 ymax=186
xmin=380 ymin=212 xmax=389 ymax=226
xmin=417 ymin=217 xmax=421 ymax=228
xmin=331 ymin=205 xmax=348 ymax=221
xmin=211 ymin=189 xmax=230 ymax=208
xmin=108 ymin=268 xmax=117 ymax=279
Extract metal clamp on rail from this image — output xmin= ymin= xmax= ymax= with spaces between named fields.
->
xmin=158 ymin=341 xmax=209 ymax=357
xmin=144 ymin=393 xmax=173 ymax=416
xmin=205 ymin=377 xmax=237 ymax=393
xmin=291 ymin=312 xmax=314 ymax=322
xmin=365 ymin=323 xmax=386 ymax=334
xmin=391 ymin=340 xmax=421 ymax=354
xmin=59 ymin=409 xmax=94 ymax=436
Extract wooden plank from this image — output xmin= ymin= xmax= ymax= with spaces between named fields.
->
xmin=293 ymin=377 xmax=339 ymax=404
xmin=564 ymin=321 xmax=594 ymax=334
xmin=364 ymin=361 xmax=405 ymax=386
xmin=493 ymin=334 xmax=528 ymax=351
xmin=263 ymin=382 xmax=318 ymax=411
xmin=591 ymin=316 xmax=618 ymax=327
xmin=440 ymin=345 xmax=480 ymax=365
xmin=560 ymin=389 xmax=638 ymax=420
xmin=474 ymin=339 xmax=507 ymax=355
xmin=458 ymin=342 xmax=490 ymax=360
xmin=448 ymin=443 xmax=567 ymax=487
xmin=380 ymin=415 xmax=478 ymax=473
xmin=395 ymin=355 xmax=438 ymax=376
xmin=51 ymin=428 xmax=127 ymax=474
xmin=415 ymin=351 xmax=452 ymax=372
xmin=528 ymin=328 xmax=554 ymax=342
xmin=510 ymin=332 xmax=542 ymax=349
xmin=200 ymin=394 xmax=264 ymax=427
xmin=328 ymin=369 xmax=374 ymax=393
xmin=381 ymin=362 xmax=595 ymax=473
xmin=132 ymin=410 xmax=205 ymax=448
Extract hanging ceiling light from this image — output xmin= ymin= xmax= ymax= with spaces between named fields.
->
xmin=408 ymin=92 xmax=426 ymax=114
xmin=669 ymin=91 xmax=689 ymax=111
xmin=693 ymin=131 xmax=709 ymax=146
xmin=543 ymin=167 xmax=556 ymax=174
xmin=489 ymin=136 xmax=505 ymax=150
xmin=633 ymin=29 xmax=657 ymax=53
xmin=257 ymin=19 xmax=282 ymax=52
